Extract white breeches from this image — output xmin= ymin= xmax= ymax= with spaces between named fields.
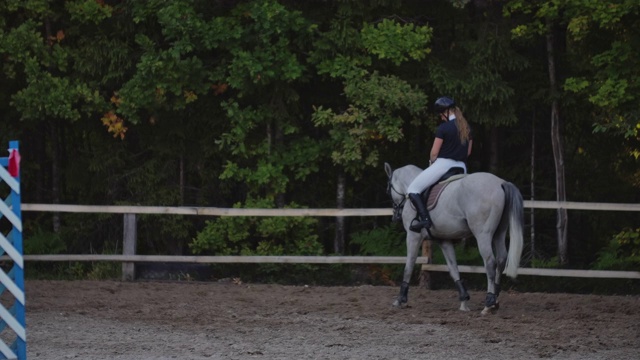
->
xmin=407 ymin=158 xmax=467 ymax=194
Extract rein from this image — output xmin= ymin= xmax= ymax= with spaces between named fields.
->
xmin=387 ymin=172 xmax=406 ymax=221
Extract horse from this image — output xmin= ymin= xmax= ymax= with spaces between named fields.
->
xmin=384 ymin=162 xmax=524 ymax=315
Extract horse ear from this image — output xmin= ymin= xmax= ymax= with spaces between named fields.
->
xmin=384 ymin=162 xmax=393 ymax=177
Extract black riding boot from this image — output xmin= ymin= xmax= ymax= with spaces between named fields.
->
xmin=408 ymin=193 xmax=432 ymax=233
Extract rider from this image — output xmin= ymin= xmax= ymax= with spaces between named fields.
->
xmin=406 ymin=96 xmax=473 ymax=232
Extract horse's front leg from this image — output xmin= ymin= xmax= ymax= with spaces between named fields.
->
xmin=393 ymin=231 xmax=422 ymax=308
xmin=439 ymin=240 xmax=470 ymax=311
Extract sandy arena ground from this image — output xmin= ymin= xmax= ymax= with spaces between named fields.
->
xmin=25 ymin=280 xmax=640 ymax=360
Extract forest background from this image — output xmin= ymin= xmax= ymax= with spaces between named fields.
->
xmin=1 ymin=0 xmax=638 ymax=286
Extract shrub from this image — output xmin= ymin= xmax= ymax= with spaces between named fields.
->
xmin=189 ymin=198 xmax=324 ymax=282
xmin=593 ymin=227 xmax=640 ymax=271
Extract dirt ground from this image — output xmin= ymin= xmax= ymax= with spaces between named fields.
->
xmin=25 ymin=280 xmax=639 ymax=360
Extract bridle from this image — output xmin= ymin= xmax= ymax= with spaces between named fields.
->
xmin=386 ymin=171 xmax=406 ymax=222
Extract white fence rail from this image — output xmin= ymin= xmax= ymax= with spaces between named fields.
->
xmin=16 ymin=202 xmax=640 ymax=281
xmin=20 ymin=201 xmax=640 ymax=215
xmin=9 ymin=254 xmax=640 ymax=280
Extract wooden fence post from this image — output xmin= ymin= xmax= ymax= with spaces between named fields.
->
xmin=419 ymin=240 xmax=432 ymax=290
xmin=122 ymin=213 xmax=137 ymax=281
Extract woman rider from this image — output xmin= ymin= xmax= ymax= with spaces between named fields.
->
xmin=406 ymin=96 xmax=473 ymax=232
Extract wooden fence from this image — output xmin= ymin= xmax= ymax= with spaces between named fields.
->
xmin=17 ymin=201 xmax=640 ymax=281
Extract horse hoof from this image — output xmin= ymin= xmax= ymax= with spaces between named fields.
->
xmin=459 ymin=301 xmax=470 ymax=311
xmin=481 ymin=306 xmax=497 ymax=315
xmin=392 ymin=299 xmax=409 ymax=308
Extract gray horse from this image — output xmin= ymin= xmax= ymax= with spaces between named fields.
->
xmin=384 ymin=162 xmax=524 ymax=315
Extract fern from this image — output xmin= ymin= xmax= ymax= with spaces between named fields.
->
xmin=593 ymin=228 xmax=640 ymax=271
xmin=350 ymin=225 xmax=405 ymax=256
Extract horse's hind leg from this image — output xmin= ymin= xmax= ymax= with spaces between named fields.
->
xmin=492 ymin=218 xmax=510 ymax=308
xmin=439 ymin=240 xmax=470 ymax=311
xmin=477 ymin=233 xmax=499 ymax=315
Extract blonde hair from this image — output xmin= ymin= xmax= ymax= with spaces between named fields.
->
xmin=452 ymin=107 xmax=470 ymax=143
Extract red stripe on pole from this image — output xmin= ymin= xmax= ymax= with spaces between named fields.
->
xmin=8 ymin=149 xmax=20 ymax=177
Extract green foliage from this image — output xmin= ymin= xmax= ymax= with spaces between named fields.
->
xmin=60 ymin=261 xmax=120 ymax=280
xmin=506 ymin=0 xmax=640 ymax=158
xmin=308 ymin=13 xmax=434 ymax=177
xmin=12 ymin=62 xmax=104 ymax=121
xmin=0 ymin=20 xmax=45 ymax=70
xmin=361 ymin=19 xmax=432 ymax=66
xmin=350 ymin=225 xmax=405 ymax=256
xmin=190 ymin=197 xmax=324 ymax=282
xmin=86 ymin=262 xmax=120 ymax=280
xmin=427 ymin=15 xmax=529 ymax=126
xmin=593 ymin=228 xmax=640 ymax=271
xmin=66 ymin=0 xmax=113 ymax=24
xmin=223 ymin=2 xmax=309 ymax=89
xmin=350 ymin=225 xmax=406 ymax=285
xmin=432 ymin=243 xmax=483 ymax=266
xmin=116 ymin=49 xmax=208 ymax=123
xmin=0 ymin=3 xmax=108 ymax=122
xmin=312 ymin=72 xmax=428 ymax=178
xmin=190 ymin=198 xmax=322 ymax=257
xmin=314 ymin=53 xmax=371 ymax=79
xmin=24 ymin=226 xmax=66 ymax=255
xmin=66 ymin=262 xmax=87 ymax=279
xmin=563 ymin=77 xmax=590 ymax=93
xmin=25 ymin=260 xmax=120 ymax=281
xmin=2 ymin=0 xmax=640 ymax=288
xmin=531 ymin=256 xmax=561 ymax=269
xmin=351 ymin=228 xmax=484 ymax=285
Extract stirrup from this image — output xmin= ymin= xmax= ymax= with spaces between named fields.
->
xmin=409 ymin=218 xmax=431 ymax=233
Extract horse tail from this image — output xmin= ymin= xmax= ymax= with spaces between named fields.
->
xmin=502 ymin=182 xmax=524 ymax=279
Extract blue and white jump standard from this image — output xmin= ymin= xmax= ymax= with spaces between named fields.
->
xmin=0 ymin=141 xmax=26 ymax=360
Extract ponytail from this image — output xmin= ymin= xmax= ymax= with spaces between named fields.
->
xmin=452 ymin=107 xmax=470 ymax=143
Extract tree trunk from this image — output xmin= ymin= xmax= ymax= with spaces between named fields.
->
xmin=546 ymin=21 xmax=569 ymax=265
xmin=334 ymin=172 xmax=346 ymax=254
xmin=269 ymin=114 xmax=287 ymax=208
xmin=489 ymin=127 xmax=499 ymax=173
xmin=50 ymin=119 xmax=61 ymax=233
xmin=530 ymin=110 xmax=536 ymax=259
xmin=35 ymin=130 xmax=46 ymax=203
xmin=45 ymin=17 xmax=61 ymax=233
xmin=179 ymin=155 xmax=185 ymax=205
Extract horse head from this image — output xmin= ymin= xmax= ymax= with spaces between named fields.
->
xmin=384 ymin=162 xmax=406 ymax=222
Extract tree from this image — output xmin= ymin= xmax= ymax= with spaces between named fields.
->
xmin=0 ymin=0 xmax=110 ymax=234
xmin=428 ymin=1 xmax=529 ymax=173
xmin=505 ymin=0 xmax=640 ymax=265
xmin=309 ymin=6 xmax=433 ymax=253
xmin=562 ymin=1 xmax=640 ymax=144
xmin=505 ymin=0 xmax=570 ymax=264
xmin=1 ymin=0 xmax=638 ymax=270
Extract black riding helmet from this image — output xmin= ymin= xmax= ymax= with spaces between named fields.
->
xmin=434 ymin=96 xmax=455 ymax=114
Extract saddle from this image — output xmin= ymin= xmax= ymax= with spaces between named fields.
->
xmin=421 ymin=167 xmax=466 ymax=210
